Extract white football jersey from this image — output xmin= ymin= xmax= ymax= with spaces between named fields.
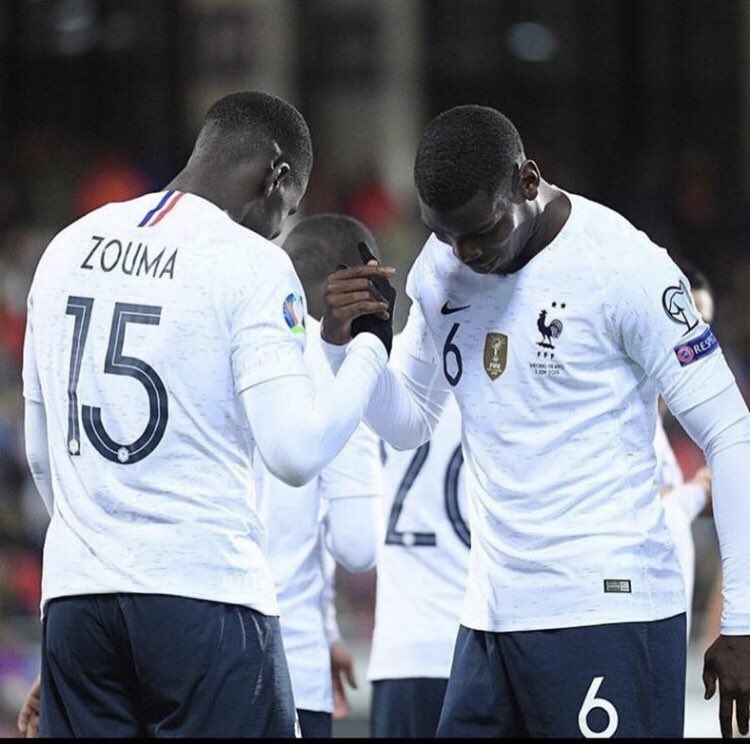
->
xmin=23 ymin=190 xmax=308 ymax=616
xmin=256 ymin=317 xmax=381 ymax=713
xmin=400 ymin=190 xmax=734 ymax=632
xmin=368 ymin=390 xmax=468 ymax=681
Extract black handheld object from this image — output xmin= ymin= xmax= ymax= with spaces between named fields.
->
xmin=351 ymin=241 xmax=396 ymax=356
xmin=357 ymin=241 xmax=378 ymax=265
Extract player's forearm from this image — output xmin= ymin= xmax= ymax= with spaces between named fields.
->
xmin=707 ymin=433 xmax=750 ymax=634
xmin=24 ymin=399 xmax=54 ymax=515
xmin=323 ymin=339 xmax=448 ymax=450
xmin=242 ymin=333 xmax=387 ymax=487
xmin=324 ymin=496 xmax=380 ymax=572
xmin=675 ymin=383 xmax=750 ymax=633
xmin=663 ymin=481 xmax=708 ymax=523
xmin=365 ymin=360 xmax=448 ymax=449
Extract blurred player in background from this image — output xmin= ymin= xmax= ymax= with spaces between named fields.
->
xmin=21 ymin=91 xmax=393 ymax=737
xmin=322 ymin=104 xmax=750 ymax=738
xmin=656 ymin=263 xmax=714 ymax=641
xmin=17 ymin=681 xmax=40 ymax=738
xmin=321 ymin=548 xmax=361 ymax=724
xmin=368 ymin=388 xmax=467 ymax=738
xmin=255 ymin=214 xmax=383 ymax=738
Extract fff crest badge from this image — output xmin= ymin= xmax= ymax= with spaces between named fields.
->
xmin=484 ymin=333 xmax=508 ymax=380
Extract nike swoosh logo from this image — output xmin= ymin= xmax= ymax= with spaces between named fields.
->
xmin=441 ymin=301 xmax=471 ymax=315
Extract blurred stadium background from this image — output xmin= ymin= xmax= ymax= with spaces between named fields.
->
xmin=0 ymin=0 xmax=747 ymax=736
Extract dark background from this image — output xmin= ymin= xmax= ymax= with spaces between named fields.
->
xmin=0 ymin=0 xmax=744 ymax=735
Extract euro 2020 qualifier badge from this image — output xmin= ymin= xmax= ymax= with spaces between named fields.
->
xmin=484 ymin=333 xmax=508 ymax=380
xmin=283 ymin=293 xmax=306 ymax=336
xmin=661 ymin=279 xmax=700 ymax=336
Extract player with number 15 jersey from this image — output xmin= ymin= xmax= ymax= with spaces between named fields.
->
xmin=24 ymin=189 xmax=307 ymax=737
xmin=22 ymin=92 xmax=392 ymax=738
xmin=25 ymin=190 xmax=300 ymax=615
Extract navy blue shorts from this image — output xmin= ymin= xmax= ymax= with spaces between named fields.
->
xmin=39 ymin=593 xmax=296 ymax=738
xmin=370 ymin=678 xmax=449 ymax=737
xmin=297 ymin=708 xmax=332 ymax=738
xmin=438 ymin=614 xmax=686 ymax=738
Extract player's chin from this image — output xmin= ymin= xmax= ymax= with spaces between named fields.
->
xmin=464 ymin=255 xmax=504 ymax=274
xmin=264 ymin=219 xmax=284 ymax=241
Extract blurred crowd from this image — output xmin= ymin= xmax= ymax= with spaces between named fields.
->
xmin=0 ymin=126 xmax=748 ymax=733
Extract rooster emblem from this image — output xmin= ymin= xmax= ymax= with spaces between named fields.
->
xmin=537 ymin=309 xmax=563 ymax=349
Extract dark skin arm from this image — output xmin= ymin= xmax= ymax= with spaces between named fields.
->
xmin=703 ymin=635 xmax=750 ymax=737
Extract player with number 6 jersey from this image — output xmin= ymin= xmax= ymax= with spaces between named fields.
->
xmin=21 ymin=92 xmax=393 ymax=738
xmin=368 ymin=384 xmax=468 ymax=738
xmin=321 ymin=105 xmax=750 ymax=738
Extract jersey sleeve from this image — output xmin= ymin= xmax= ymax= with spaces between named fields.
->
xmin=610 ymin=240 xmax=735 ymax=415
xmin=397 ymin=240 xmax=441 ymax=368
xmin=22 ymin=291 xmax=43 ymax=403
xmin=228 ymin=248 xmax=309 ymax=393
xmin=319 ymin=419 xmax=382 ymax=501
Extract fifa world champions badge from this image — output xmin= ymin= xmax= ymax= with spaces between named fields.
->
xmin=283 ymin=293 xmax=306 ymax=336
xmin=484 ymin=333 xmax=508 ymax=380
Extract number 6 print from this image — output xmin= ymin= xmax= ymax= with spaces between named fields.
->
xmin=66 ymin=297 xmax=169 ymax=464
xmin=577 ymin=677 xmax=618 ymax=738
xmin=443 ymin=322 xmax=463 ymax=387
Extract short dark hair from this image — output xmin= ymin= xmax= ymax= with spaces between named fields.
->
xmin=198 ymin=91 xmax=313 ymax=184
xmin=414 ymin=105 xmax=525 ymax=211
xmin=283 ymin=214 xmax=379 ymax=289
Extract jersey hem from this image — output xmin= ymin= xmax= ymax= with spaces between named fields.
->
xmin=460 ymin=603 xmax=686 ymax=633
xmin=367 ymin=669 xmax=452 ymax=682
xmin=40 ymin=586 xmax=279 ymax=621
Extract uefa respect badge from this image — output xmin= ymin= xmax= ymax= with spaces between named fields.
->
xmin=283 ymin=292 xmax=306 ymax=336
xmin=674 ymin=327 xmax=718 ymax=367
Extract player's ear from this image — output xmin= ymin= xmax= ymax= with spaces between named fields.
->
xmin=264 ymin=158 xmax=291 ymax=198
xmin=517 ymin=160 xmax=540 ymax=201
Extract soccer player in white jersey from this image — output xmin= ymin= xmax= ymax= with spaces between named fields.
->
xmin=368 ymin=385 xmax=467 ymax=738
xmin=321 ymin=105 xmax=750 ymax=738
xmin=20 ymin=92 xmax=394 ymax=737
xmin=255 ymin=214 xmax=383 ymax=738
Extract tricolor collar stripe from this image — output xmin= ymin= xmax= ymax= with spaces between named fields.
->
xmin=138 ymin=190 xmax=183 ymax=227
xmin=149 ymin=191 xmax=185 ymax=226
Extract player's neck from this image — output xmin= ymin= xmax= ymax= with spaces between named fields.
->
xmin=498 ymin=184 xmax=571 ymax=275
xmin=530 ymin=183 xmax=571 ymax=248
xmin=164 ymin=167 xmax=234 ymax=217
